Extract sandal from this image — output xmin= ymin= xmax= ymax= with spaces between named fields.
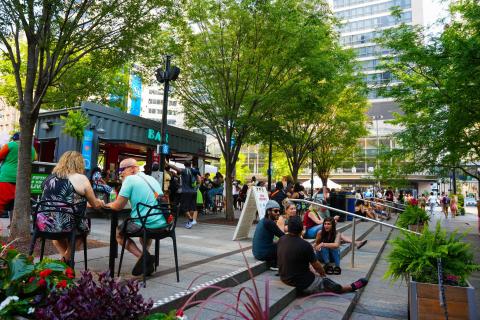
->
xmin=325 ymin=264 xmax=334 ymax=275
xmin=333 ymin=266 xmax=342 ymax=275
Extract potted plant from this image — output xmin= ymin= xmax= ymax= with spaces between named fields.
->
xmin=385 ymin=223 xmax=479 ymax=320
xmin=397 ymin=205 xmax=429 ymax=232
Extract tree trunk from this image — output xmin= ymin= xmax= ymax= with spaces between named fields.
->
xmin=291 ymin=163 xmax=300 ymax=183
xmin=225 ymin=160 xmax=235 ymax=220
xmin=10 ymin=114 xmax=35 ymax=241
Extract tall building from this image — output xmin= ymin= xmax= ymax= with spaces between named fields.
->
xmin=318 ymin=0 xmax=435 ymax=192
xmin=0 ymin=99 xmax=19 ymax=143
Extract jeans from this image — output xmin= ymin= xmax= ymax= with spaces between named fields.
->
xmin=316 ymin=248 xmax=341 ymax=267
xmin=305 ymin=224 xmax=322 ymax=239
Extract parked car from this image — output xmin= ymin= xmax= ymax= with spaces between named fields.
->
xmin=464 ymin=196 xmax=477 ymax=206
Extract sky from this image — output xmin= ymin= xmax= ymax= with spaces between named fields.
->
xmin=423 ymin=0 xmax=450 ymax=29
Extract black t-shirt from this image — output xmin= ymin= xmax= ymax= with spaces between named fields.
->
xmin=277 ymin=234 xmax=316 ymax=290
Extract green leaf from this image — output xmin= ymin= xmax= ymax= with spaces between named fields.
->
xmin=8 ymin=254 xmax=34 ymax=281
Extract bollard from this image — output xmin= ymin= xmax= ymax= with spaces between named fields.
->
xmin=351 ymin=217 xmax=356 ymax=268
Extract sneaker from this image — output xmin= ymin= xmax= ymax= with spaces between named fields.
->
xmin=191 ymin=220 xmax=197 ymax=226
xmin=132 ymin=255 xmax=145 ymax=276
xmin=269 ymin=266 xmax=279 ymax=271
xmin=184 ymin=221 xmax=192 ymax=229
xmin=322 ymin=278 xmax=343 ymax=294
xmin=350 ymin=278 xmax=368 ymax=291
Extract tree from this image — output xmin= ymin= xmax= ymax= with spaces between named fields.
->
xmin=376 ymin=1 xmax=480 ymax=180
xmin=313 ymin=86 xmax=368 ymax=186
xmin=259 ymin=147 xmax=291 ymax=183
xmin=219 ymin=152 xmax=251 ymax=184
xmin=0 ymin=0 xmax=171 ymax=239
xmin=176 ymin=0 xmax=334 ymax=220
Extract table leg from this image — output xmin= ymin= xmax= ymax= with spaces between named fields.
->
xmin=109 ymin=213 xmax=118 ymax=277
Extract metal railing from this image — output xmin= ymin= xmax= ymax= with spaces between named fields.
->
xmin=360 ymin=198 xmax=405 ymax=212
xmin=371 ymin=197 xmax=407 ymax=207
xmin=290 ymin=198 xmax=419 ymax=268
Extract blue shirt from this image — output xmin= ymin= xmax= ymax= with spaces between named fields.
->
xmin=119 ymin=172 xmax=166 ymax=228
xmin=252 ymin=218 xmax=285 ymax=260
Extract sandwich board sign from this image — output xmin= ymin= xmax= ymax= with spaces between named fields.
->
xmin=232 ymin=186 xmax=269 ymax=240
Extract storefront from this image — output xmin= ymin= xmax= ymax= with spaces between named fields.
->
xmin=35 ymin=102 xmax=208 ymax=179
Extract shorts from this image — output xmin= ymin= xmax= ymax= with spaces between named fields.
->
xmin=180 ymin=192 xmax=197 ymax=212
xmin=0 ymin=182 xmax=16 ymax=211
xmin=118 ymin=220 xmax=142 ymax=235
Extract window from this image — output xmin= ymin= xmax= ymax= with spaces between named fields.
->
xmin=167 ymin=119 xmax=176 ymax=125
xmin=148 ymin=98 xmax=162 ymax=105
xmin=340 ymin=12 xmax=412 ymax=33
xmin=353 ymin=45 xmax=391 ymax=58
xmin=167 ymin=110 xmax=177 ymax=116
xmin=149 ymin=89 xmax=162 ymax=95
xmin=169 ymin=100 xmax=177 ymax=107
xmin=335 ymin=0 xmax=411 ymax=20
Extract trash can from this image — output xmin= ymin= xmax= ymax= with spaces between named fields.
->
xmin=346 ymin=195 xmax=356 ymax=221
xmin=329 ymin=191 xmax=349 ymax=222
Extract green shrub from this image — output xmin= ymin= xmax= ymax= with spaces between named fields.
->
xmin=397 ymin=205 xmax=430 ymax=229
xmin=384 ymin=223 xmax=480 ymax=285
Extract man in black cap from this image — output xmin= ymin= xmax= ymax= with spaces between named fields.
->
xmin=277 ymin=216 xmax=368 ymax=294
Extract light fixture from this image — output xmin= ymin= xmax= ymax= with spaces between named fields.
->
xmin=40 ymin=121 xmax=53 ymax=131
xmin=90 ymin=119 xmax=106 ymax=134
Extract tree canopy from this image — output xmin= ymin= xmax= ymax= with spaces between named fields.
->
xmin=175 ymin=0 xmax=336 ymax=219
xmin=377 ymin=1 xmax=480 ymax=180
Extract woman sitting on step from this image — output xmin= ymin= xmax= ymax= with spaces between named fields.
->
xmin=314 ymin=217 xmax=342 ymax=275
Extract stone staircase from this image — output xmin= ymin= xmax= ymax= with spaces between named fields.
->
xmin=148 ymin=215 xmax=398 ymax=319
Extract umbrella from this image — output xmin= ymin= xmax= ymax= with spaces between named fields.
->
xmin=301 ymin=176 xmax=341 ymax=189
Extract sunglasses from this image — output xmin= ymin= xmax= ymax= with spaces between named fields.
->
xmin=272 ymin=209 xmax=280 ymax=213
xmin=118 ymin=165 xmax=134 ymax=174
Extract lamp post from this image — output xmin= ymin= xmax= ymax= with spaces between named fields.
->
xmin=372 ymin=115 xmax=383 ymax=193
xmin=310 ymin=148 xmax=314 ymax=199
xmin=156 ymin=55 xmax=180 ymax=192
xmin=267 ymin=135 xmax=273 ymax=192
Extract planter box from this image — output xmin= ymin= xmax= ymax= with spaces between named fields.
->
xmin=409 ymin=278 xmax=477 ymax=320
xmin=408 ymin=224 xmax=424 ymax=233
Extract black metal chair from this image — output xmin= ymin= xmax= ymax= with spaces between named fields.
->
xmin=29 ymin=200 xmax=89 ymax=269
xmin=117 ymin=202 xmax=179 ymax=287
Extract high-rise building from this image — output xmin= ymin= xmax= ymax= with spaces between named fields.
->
xmin=319 ymin=0 xmax=435 ymax=191
xmin=0 ymin=99 xmax=19 ymax=144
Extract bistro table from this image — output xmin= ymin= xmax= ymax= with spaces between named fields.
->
xmin=88 ymin=207 xmax=131 ymax=276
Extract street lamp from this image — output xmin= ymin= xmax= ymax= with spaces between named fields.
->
xmin=155 ymin=55 xmax=181 ymax=191
xmin=371 ymin=115 xmax=383 ymax=192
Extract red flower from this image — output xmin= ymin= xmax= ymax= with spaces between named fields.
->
xmin=39 ymin=269 xmax=53 ymax=278
xmin=65 ymin=267 xmax=75 ymax=278
xmin=38 ymin=278 xmax=46 ymax=287
xmin=56 ymin=280 xmax=67 ymax=289
xmin=167 ymin=214 xmax=174 ymax=224
xmin=28 ymin=276 xmax=35 ymax=283
xmin=176 ymin=309 xmax=184 ymax=317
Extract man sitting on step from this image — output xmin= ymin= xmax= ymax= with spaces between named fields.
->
xmin=277 ymin=216 xmax=368 ymax=294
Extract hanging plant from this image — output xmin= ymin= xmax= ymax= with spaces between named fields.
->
xmin=61 ymin=110 xmax=90 ymax=139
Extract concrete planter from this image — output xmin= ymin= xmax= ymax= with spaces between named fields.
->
xmin=409 ymin=278 xmax=477 ymax=320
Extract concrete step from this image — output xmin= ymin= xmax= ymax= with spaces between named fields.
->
xmin=179 ymin=220 xmax=380 ymax=318
xmin=149 ymin=219 xmax=364 ymax=314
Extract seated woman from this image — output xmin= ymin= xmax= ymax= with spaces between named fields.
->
xmin=252 ymin=200 xmax=285 ymax=270
xmin=276 ymin=201 xmax=297 ymax=232
xmin=303 ymin=205 xmax=324 ymax=239
xmin=36 ymin=151 xmax=104 ymax=263
xmin=314 ymin=217 xmax=341 ymax=275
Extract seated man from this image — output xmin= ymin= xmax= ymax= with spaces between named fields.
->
xmin=278 ymin=216 xmax=368 ymax=295
xmin=252 ymin=200 xmax=285 ymax=270
xmin=106 ymin=158 xmax=168 ymax=276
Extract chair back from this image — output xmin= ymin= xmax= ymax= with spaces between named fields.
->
xmin=32 ymin=200 xmax=87 ymax=228
xmin=131 ymin=202 xmax=178 ymax=232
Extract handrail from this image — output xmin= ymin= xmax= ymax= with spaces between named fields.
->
xmin=290 ymin=198 xmax=419 ymax=235
xmin=290 ymin=198 xmax=419 ymax=269
xmin=371 ymin=197 xmax=407 ymax=207
xmin=361 ymin=198 xmax=405 ymax=212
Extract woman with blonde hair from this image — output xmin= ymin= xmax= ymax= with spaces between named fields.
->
xmin=36 ymin=151 xmax=104 ymax=262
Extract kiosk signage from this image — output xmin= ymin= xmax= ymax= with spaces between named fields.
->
xmin=232 ymin=186 xmax=269 ymax=240
xmin=82 ymin=129 xmax=94 ymax=170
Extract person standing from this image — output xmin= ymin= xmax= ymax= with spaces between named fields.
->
xmin=168 ymin=161 xmax=200 ymax=229
xmin=0 ymin=132 xmax=36 ymax=214
xmin=450 ymin=195 xmax=458 ymax=218
xmin=427 ymin=192 xmax=437 ymax=215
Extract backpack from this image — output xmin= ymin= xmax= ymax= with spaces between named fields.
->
xmin=179 ymin=168 xmax=197 ymax=192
